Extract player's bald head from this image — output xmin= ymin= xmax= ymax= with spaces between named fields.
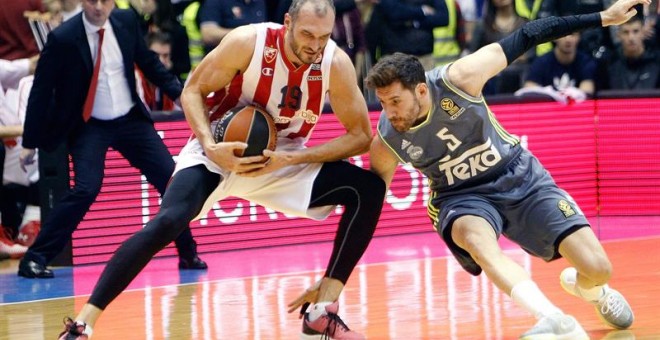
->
xmin=288 ymin=0 xmax=335 ymax=22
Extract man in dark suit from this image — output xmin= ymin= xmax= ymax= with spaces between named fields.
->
xmin=17 ymin=0 xmax=206 ymax=279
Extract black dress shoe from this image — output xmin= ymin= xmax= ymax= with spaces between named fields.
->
xmin=178 ymin=256 xmax=208 ymax=270
xmin=18 ymin=260 xmax=54 ymax=278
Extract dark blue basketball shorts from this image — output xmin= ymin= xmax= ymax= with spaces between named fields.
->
xmin=428 ymin=149 xmax=590 ymax=276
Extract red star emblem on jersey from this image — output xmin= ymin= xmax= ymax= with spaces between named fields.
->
xmin=264 ymin=46 xmax=278 ymax=64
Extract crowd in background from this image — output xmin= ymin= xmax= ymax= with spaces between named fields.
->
xmin=1 ymin=0 xmax=660 ymax=259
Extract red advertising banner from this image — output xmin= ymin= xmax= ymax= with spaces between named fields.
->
xmin=71 ymin=98 xmax=660 ymax=265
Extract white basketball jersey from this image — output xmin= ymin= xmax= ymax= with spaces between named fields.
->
xmin=205 ymin=23 xmax=336 ymax=148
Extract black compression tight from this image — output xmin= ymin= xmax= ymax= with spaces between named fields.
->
xmin=89 ymin=161 xmax=385 ymax=309
xmin=89 ymin=165 xmax=220 ymax=309
xmin=310 ymin=161 xmax=386 ymax=283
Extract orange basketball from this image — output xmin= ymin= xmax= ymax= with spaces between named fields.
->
xmin=213 ymin=105 xmax=277 ymax=157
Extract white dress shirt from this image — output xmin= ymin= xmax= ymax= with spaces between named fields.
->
xmin=82 ymin=15 xmax=134 ymax=120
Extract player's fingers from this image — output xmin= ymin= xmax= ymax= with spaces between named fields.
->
xmin=223 ymin=141 xmax=248 ymax=150
xmin=287 ymin=298 xmax=303 ymax=312
xmin=238 ymin=155 xmax=267 ymax=164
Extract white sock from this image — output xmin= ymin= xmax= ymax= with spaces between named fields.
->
xmin=73 ymin=320 xmax=93 ymax=336
xmin=84 ymin=324 xmax=93 ymax=336
xmin=510 ymin=280 xmax=563 ymax=319
xmin=308 ymin=302 xmax=332 ymax=321
xmin=577 ymin=284 xmax=606 ymax=302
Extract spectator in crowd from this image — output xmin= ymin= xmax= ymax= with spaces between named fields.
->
xmin=524 ymin=32 xmax=597 ymax=100
xmin=117 ymin=0 xmax=192 ymax=82
xmin=366 ymin=0 xmax=449 ymax=70
xmin=332 ymin=0 xmax=367 ymax=64
xmin=515 ymin=0 xmax=553 ymax=56
xmin=17 ymin=0 xmax=206 ymax=279
xmin=2 ymin=75 xmax=42 ymax=250
xmin=365 ymin=0 xmax=448 ymax=69
xmin=59 ymin=0 xmax=83 ymax=22
xmin=137 ymin=32 xmax=180 ymax=111
xmin=432 ymin=0 xmax=467 ymax=67
xmin=0 ymin=57 xmax=39 ymax=260
xmin=597 ymin=15 xmax=660 ymax=90
xmin=470 ymin=0 xmax=530 ymax=94
xmin=515 ymin=0 xmax=544 ymax=20
xmin=178 ymin=0 xmax=205 ymax=72
xmin=198 ymin=0 xmax=267 ymax=53
xmin=454 ymin=0 xmax=481 ymax=45
xmin=0 ymin=0 xmax=44 ymax=60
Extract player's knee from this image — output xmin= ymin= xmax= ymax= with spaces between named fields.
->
xmin=451 ymin=217 xmax=500 ymax=262
xmin=148 ymin=210 xmax=190 ymax=240
xmin=579 ymin=255 xmax=612 ymax=285
xmin=345 ymin=170 xmax=386 ymax=208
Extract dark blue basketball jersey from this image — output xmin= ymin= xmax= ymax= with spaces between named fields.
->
xmin=377 ymin=65 xmax=522 ymax=192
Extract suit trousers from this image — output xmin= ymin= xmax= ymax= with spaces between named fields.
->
xmin=23 ymin=107 xmax=197 ymax=265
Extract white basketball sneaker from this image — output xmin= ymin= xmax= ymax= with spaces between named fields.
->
xmin=519 ymin=313 xmax=589 ymax=340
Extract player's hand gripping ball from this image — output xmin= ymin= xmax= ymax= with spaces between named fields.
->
xmin=213 ymin=105 xmax=277 ymax=161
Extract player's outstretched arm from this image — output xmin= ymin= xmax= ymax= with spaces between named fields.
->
xmin=447 ymin=0 xmax=649 ymax=97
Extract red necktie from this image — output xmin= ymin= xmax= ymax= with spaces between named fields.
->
xmin=82 ymin=28 xmax=105 ymax=122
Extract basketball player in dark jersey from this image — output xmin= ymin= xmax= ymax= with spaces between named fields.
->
xmin=366 ymin=0 xmax=646 ymax=338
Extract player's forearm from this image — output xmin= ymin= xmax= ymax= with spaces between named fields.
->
xmin=498 ymin=13 xmax=602 ymax=65
xmin=292 ymin=129 xmax=372 ymax=164
xmin=181 ymin=89 xmax=214 ymax=147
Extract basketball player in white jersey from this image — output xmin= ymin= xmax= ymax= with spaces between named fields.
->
xmin=59 ymin=1 xmax=384 ymax=339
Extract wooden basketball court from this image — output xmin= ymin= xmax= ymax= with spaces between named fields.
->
xmin=1 ymin=226 xmax=659 ymax=339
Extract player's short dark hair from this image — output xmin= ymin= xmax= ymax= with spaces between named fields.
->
xmin=365 ymin=53 xmax=427 ymax=92
xmin=288 ymin=0 xmax=335 ymax=22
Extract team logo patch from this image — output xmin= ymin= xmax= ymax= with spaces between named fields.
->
xmin=407 ymin=146 xmax=423 ymax=160
xmin=262 ymin=68 xmax=274 ymax=76
xmin=264 ymin=46 xmax=278 ymax=64
xmin=558 ymin=199 xmax=576 ymax=218
xmin=299 ymin=109 xmax=319 ymax=124
xmin=440 ymin=98 xmax=465 ymax=120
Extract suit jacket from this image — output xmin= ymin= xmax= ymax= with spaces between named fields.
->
xmin=22 ymin=9 xmax=182 ymax=151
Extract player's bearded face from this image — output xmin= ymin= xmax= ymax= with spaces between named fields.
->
xmin=394 ymin=95 xmax=423 ymax=132
xmin=377 ymin=84 xmax=423 ymax=133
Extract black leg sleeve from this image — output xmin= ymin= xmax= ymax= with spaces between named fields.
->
xmin=309 ymin=161 xmax=386 ymax=284
xmin=88 ymin=166 xmax=220 ymax=310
